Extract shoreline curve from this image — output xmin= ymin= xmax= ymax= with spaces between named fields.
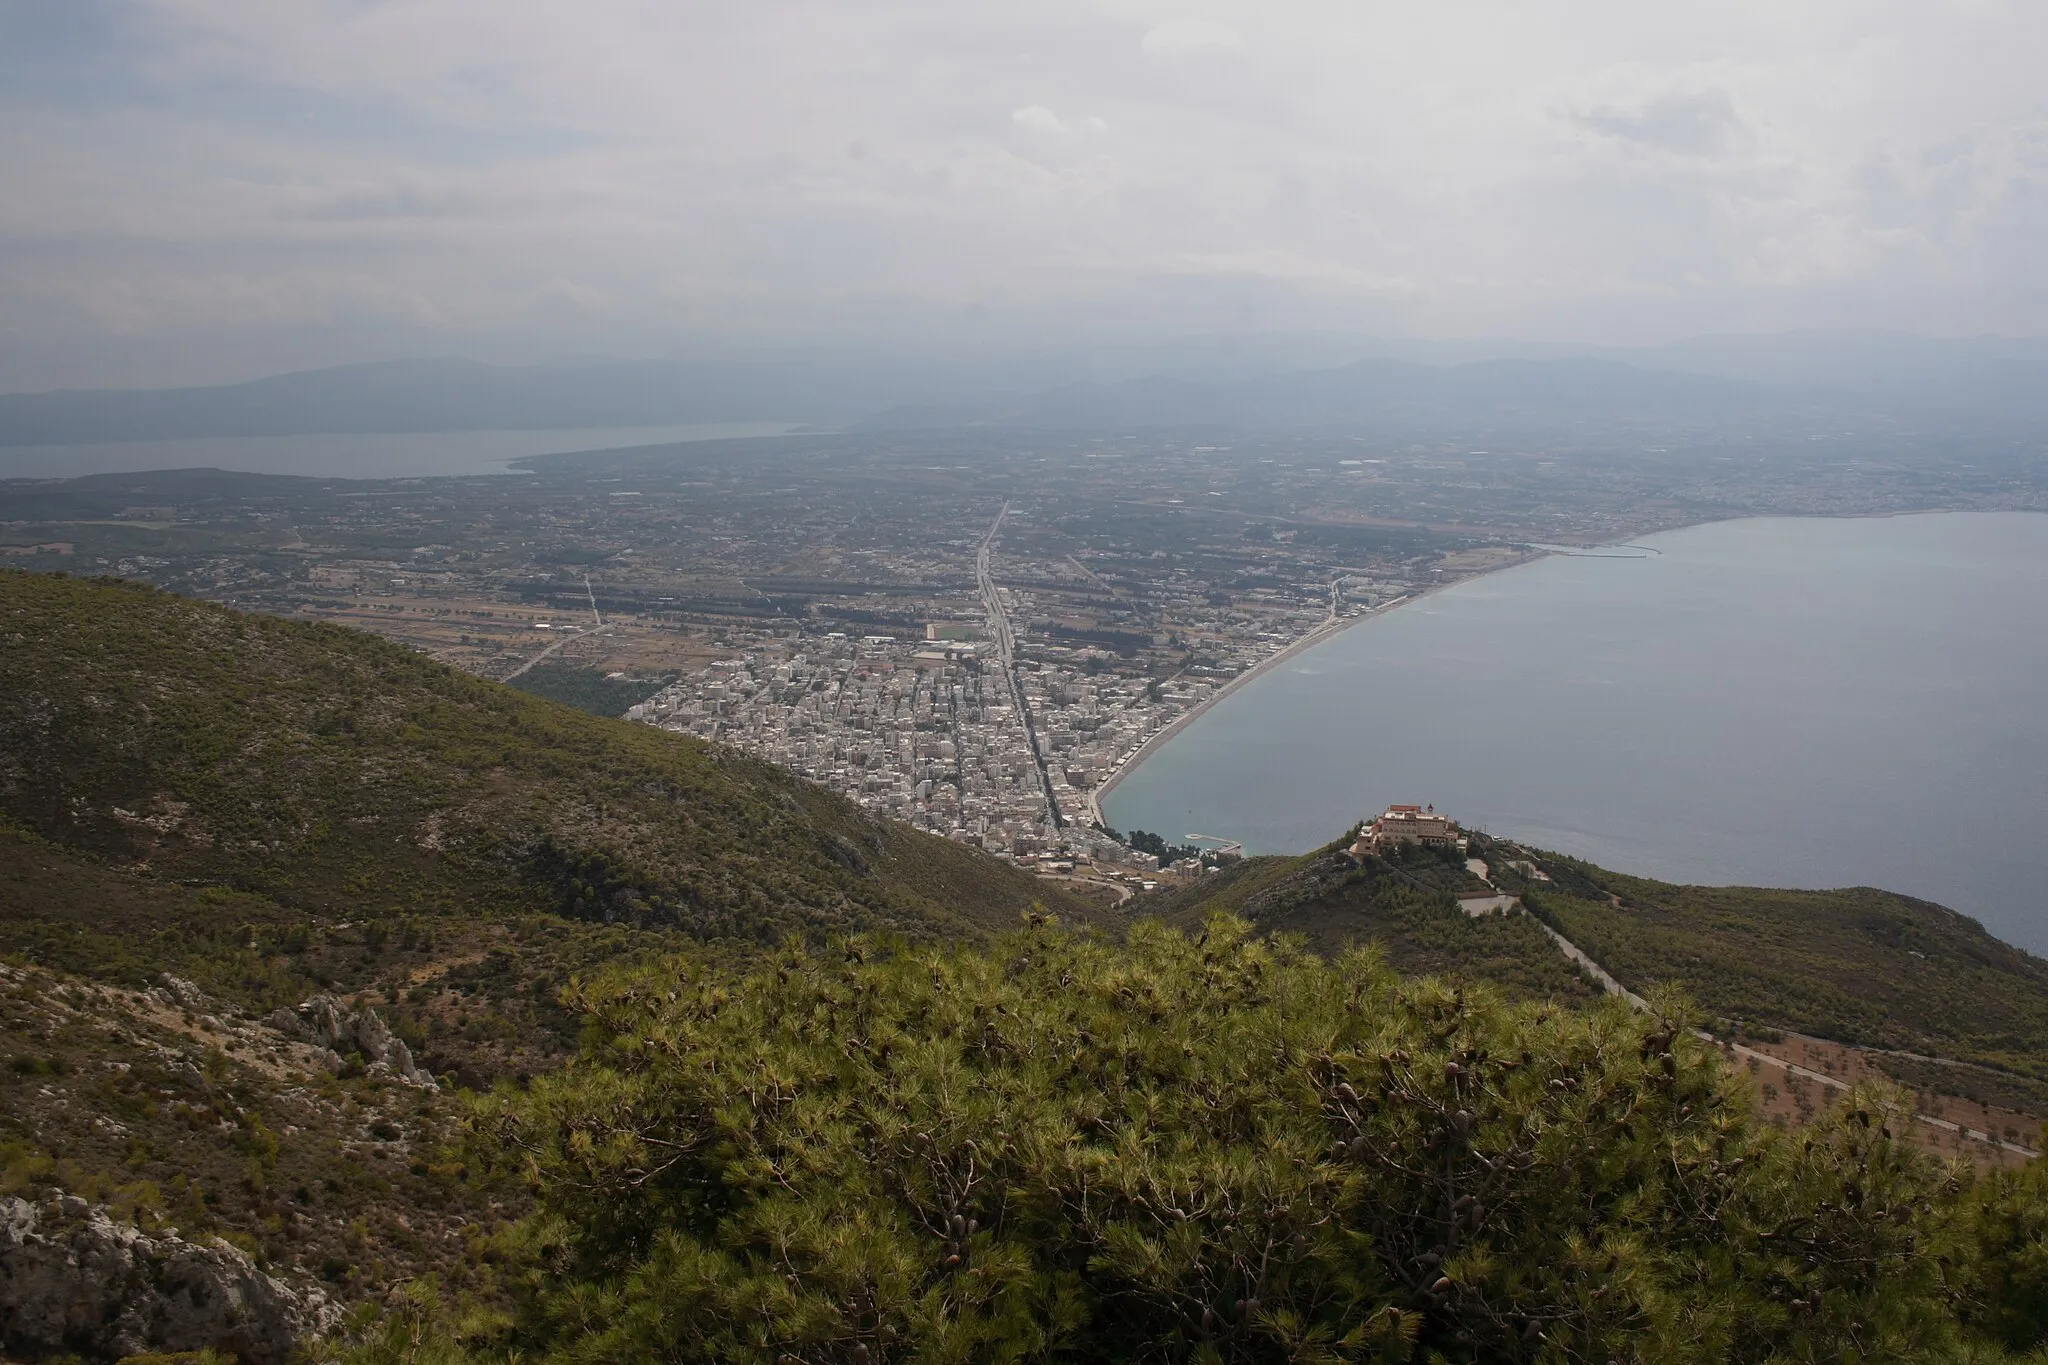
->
xmin=1088 ymin=548 xmax=1548 ymax=827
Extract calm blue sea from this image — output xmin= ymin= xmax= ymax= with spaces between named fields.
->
xmin=1104 ymin=512 xmax=2048 ymax=954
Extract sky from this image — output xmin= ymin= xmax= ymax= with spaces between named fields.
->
xmin=2 ymin=0 xmax=2045 ymax=389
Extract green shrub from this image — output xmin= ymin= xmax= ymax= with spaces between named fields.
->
xmin=1957 ymin=1153 xmax=2048 ymax=1350
xmin=325 ymin=916 xmax=2047 ymax=1364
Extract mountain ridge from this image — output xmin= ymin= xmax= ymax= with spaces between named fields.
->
xmin=10 ymin=329 xmax=2048 ymax=448
xmin=1139 ymin=830 xmax=2048 ymax=1103
xmin=857 ymin=355 xmax=1834 ymax=431
xmin=4 ymin=571 xmax=2047 ymax=1362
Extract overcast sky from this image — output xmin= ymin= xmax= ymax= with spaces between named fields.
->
xmin=2 ymin=0 xmax=2044 ymax=388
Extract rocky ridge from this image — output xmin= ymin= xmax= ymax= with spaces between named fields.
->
xmin=0 ymin=1193 xmax=341 ymax=1364
xmin=262 ymin=993 xmax=438 ymax=1090
xmin=0 ymin=956 xmax=497 ymax=1363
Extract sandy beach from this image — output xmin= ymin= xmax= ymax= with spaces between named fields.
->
xmin=1088 ymin=549 xmax=1547 ymax=825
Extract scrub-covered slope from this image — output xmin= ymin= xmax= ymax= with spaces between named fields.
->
xmin=1496 ymin=845 xmax=2048 ymax=1086
xmin=1141 ymin=839 xmax=1601 ymax=1002
xmin=1138 ymin=827 xmax=2048 ymax=1089
xmin=0 ymin=570 xmax=1084 ymax=943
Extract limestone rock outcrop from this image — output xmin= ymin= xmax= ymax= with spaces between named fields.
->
xmin=263 ymin=994 xmax=437 ymax=1088
xmin=156 ymin=974 xmax=208 ymax=1010
xmin=0 ymin=1194 xmax=340 ymax=1364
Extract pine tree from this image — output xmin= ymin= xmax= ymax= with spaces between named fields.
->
xmin=331 ymin=915 xmax=2048 ymax=1363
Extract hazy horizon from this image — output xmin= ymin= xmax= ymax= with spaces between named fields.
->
xmin=7 ymin=323 xmax=2048 ymax=399
xmin=5 ymin=3 xmax=2045 ymax=391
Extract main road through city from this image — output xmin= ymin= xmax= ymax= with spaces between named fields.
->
xmin=978 ymin=502 xmax=1064 ymax=828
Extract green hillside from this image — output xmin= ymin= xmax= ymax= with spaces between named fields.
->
xmin=0 ymin=570 xmax=1099 ymax=1325
xmin=6 ymin=569 xmax=2048 ymax=1364
xmin=504 ymin=661 xmax=674 ymax=717
xmin=1487 ymin=842 xmax=2048 ymax=1089
xmin=327 ymin=917 xmax=2048 ymax=1365
xmin=0 ymin=570 xmax=1082 ymax=946
xmin=1135 ymin=828 xmax=2048 ymax=1092
xmin=1140 ymin=839 xmax=1602 ymax=1002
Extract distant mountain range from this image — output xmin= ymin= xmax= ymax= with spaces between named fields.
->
xmin=1621 ymin=329 xmax=2048 ymax=401
xmin=855 ymin=356 xmax=1830 ymax=431
xmin=1 ymin=330 xmax=2044 ymax=446
xmin=0 ymin=357 xmax=823 ymax=445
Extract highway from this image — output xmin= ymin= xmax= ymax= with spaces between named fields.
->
xmin=978 ymin=502 xmax=1063 ymax=828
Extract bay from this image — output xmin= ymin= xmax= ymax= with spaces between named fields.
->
xmin=0 ymin=422 xmax=802 ymax=481
xmin=1103 ymin=512 xmax=2048 ymax=954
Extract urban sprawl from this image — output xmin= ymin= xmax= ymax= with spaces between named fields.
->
xmin=18 ymin=421 xmax=2043 ymax=891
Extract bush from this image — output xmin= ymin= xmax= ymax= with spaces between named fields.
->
xmin=1958 ymin=1153 xmax=2048 ymax=1350
xmin=324 ymin=916 xmax=2048 ymax=1364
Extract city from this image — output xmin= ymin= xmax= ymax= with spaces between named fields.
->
xmin=11 ymin=420 xmax=2044 ymax=895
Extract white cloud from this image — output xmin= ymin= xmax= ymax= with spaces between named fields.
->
xmin=0 ymin=0 xmax=2042 ymax=385
xmin=1012 ymin=105 xmax=1070 ymax=133
xmin=1573 ymin=89 xmax=1744 ymax=157
xmin=1140 ymin=17 xmax=1244 ymax=56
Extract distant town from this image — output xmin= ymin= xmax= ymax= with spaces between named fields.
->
xmin=8 ymin=418 xmax=2044 ymax=893
xmin=620 ymin=486 xmax=1442 ymax=883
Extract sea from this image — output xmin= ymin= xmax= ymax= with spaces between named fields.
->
xmin=0 ymin=422 xmax=803 ymax=481
xmin=1103 ymin=511 xmax=2048 ymax=955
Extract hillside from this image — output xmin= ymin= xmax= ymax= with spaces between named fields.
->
xmin=4 ymin=570 xmax=2047 ymax=1362
xmin=1136 ymin=829 xmax=2048 ymax=1098
xmin=0 ymin=570 xmax=1081 ymax=946
xmin=1139 ymin=839 xmax=1602 ymax=1002
xmin=1484 ymin=842 xmax=2048 ymax=1089
xmin=321 ymin=917 xmax=2048 ymax=1365
xmin=0 ymin=570 xmax=1103 ymax=1355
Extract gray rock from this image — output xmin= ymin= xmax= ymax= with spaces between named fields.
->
xmin=268 ymin=995 xmax=437 ymax=1089
xmin=0 ymin=1195 xmax=340 ymax=1364
xmin=353 ymin=1009 xmax=394 ymax=1060
xmin=158 ymin=974 xmax=208 ymax=1010
xmin=304 ymin=996 xmax=348 ymax=1052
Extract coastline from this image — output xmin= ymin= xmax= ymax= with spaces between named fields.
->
xmin=1088 ymin=548 xmax=1548 ymax=826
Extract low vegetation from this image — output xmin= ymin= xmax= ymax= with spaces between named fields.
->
xmin=0 ymin=571 xmax=1084 ymax=944
xmin=504 ymin=662 xmax=674 ymax=718
xmin=1144 ymin=840 xmax=1601 ymax=1003
xmin=0 ymin=956 xmax=505 ymax=1302
xmin=5 ymin=571 xmax=2047 ymax=1362
xmin=1139 ymin=829 xmax=2048 ymax=1095
xmin=1485 ymin=842 xmax=2048 ymax=1090
xmin=0 ymin=570 xmax=1091 ymax=1348
xmin=324 ymin=917 xmax=2048 ymax=1363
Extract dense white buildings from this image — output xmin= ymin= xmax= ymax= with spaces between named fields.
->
xmin=627 ymin=631 xmax=1212 ymax=863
